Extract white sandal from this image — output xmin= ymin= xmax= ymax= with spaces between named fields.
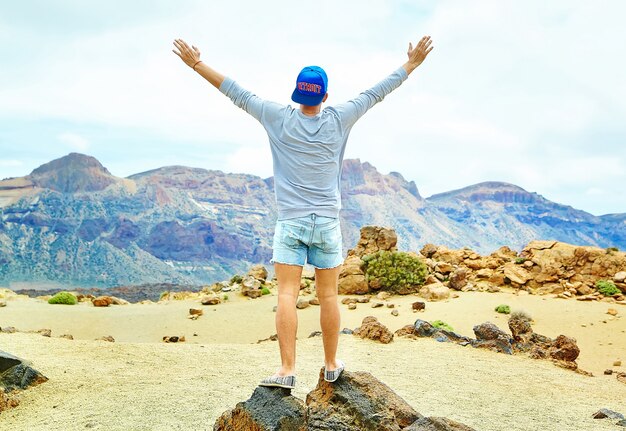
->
xmin=324 ymin=360 xmax=345 ymax=382
xmin=259 ymin=374 xmax=296 ymax=389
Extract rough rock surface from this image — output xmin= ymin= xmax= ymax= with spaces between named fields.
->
xmin=215 ymin=369 xmax=475 ymax=431
xmin=338 ymin=226 xmax=397 ymax=295
xmin=306 ymin=369 xmax=422 ymax=430
xmin=353 ymin=316 xmax=394 ymax=344
xmin=214 ymin=386 xmax=305 ymax=430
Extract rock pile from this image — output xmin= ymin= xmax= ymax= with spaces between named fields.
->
xmin=396 ymin=315 xmax=588 ymax=374
xmin=420 ymin=240 xmax=626 ymax=299
xmin=214 ymin=369 xmax=475 ymax=430
xmin=337 ymin=225 xmax=626 ymax=301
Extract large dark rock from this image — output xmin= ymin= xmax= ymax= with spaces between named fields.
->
xmin=306 ymin=369 xmax=422 ymax=431
xmin=214 ymin=370 xmax=475 ymax=431
xmin=0 ymin=350 xmax=48 ymax=392
xmin=471 ymin=322 xmax=514 ymax=354
xmin=213 ymin=386 xmax=305 ymax=431
xmin=548 ymin=335 xmax=580 ymax=362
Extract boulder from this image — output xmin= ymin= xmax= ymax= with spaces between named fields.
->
xmin=508 ymin=314 xmax=533 ymax=344
xmin=420 ymin=244 xmax=438 ymax=258
xmin=347 ymin=226 xmax=398 ymax=258
xmin=248 ymin=264 xmax=269 ymax=281
xmin=411 ymin=301 xmax=426 ymax=311
xmin=0 ymin=350 xmax=48 ymax=392
xmin=214 ymin=386 xmax=306 ymax=430
xmin=241 ymin=276 xmax=263 ymax=298
xmin=448 ymin=268 xmax=468 ymax=290
xmin=472 ymin=322 xmax=513 ymax=354
xmin=419 ymin=283 xmax=450 ymax=301
xmin=502 ymin=263 xmax=531 ymax=285
xmin=296 ymin=300 xmax=310 ymax=310
xmin=214 ymin=369 xmax=476 ymax=431
xmin=201 ymin=294 xmax=221 ymax=305
xmin=92 ymin=296 xmax=113 ymax=307
xmin=548 ymin=335 xmax=580 ymax=362
xmin=353 ymin=316 xmax=394 ymax=344
xmin=306 ymin=369 xmax=422 ymax=430
xmin=338 ymin=255 xmax=368 ymax=295
xmin=614 ymin=271 xmax=626 ymax=283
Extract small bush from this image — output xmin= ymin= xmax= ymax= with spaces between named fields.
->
xmin=495 ymin=304 xmax=511 ymax=314
xmin=432 ymin=320 xmax=454 ymax=332
xmin=230 ymin=274 xmax=243 ymax=284
xmin=48 ymin=291 xmax=77 ymax=305
xmin=510 ymin=310 xmax=532 ymax=322
xmin=596 ymin=280 xmax=620 ymax=296
xmin=222 ymin=294 xmax=229 ymax=301
xmin=606 ymin=247 xmax=619 ymax=254
xmin=261 ymin=287 xmax=271 ymax=295
xmin=515 ymin=257 xmax=527 ymax=264
xmin=159 ymin=291 xmax=169 ymax=301
xmin=363 ymin=250 xmax=428 ymax=293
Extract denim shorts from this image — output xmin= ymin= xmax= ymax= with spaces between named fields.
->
xmin=270 ymin=213 xmax=343 ymax=269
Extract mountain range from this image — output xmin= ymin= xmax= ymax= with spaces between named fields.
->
xmin=0 ymin=152 xmax=623 ymax=288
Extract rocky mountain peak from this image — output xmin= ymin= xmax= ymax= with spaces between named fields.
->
xmin=341 ymin=159 xmax=422 ymax=199
xmin=427 ymin=181 xmax=542 ymax=204
xmin=28 ymin=152 xmax=118 ymax=193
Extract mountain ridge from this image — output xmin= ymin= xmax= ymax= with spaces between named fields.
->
xmin=0 ymin=152 xmax=623 ymax=287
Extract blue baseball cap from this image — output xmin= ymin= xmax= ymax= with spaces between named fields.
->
xmin=291 ymin=66 xmax=328 ymax=106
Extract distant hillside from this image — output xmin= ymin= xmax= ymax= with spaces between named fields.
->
xmin=0 ymin=152 xmax=623 ymax=288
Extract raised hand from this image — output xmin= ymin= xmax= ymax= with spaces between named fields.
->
xmin=172 ymin=38 xmax=201 ymax=69
xmin=405 ymin=36 xmax=433 ymax=73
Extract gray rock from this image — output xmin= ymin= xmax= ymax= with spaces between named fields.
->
xmin=0 ymin=350 xmax=48 ymax=391
xmin=592 ymin=408 xmax=624 ymax=420
xmin=214 ymin=386 xmax=305 ymax=430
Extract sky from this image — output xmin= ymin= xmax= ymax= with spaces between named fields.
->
xmin=0 ymin=0 xmax=625 ymax=216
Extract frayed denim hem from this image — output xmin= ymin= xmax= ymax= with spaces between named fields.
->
xmin=309 ymin=262 xmax=343 ymax=270
xmin=270 ymin=259 xmax=305 ymax=267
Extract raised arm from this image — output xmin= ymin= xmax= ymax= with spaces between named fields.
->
xmin=335 ymin=35 xmax=434 ymax=128
xmin=172 ymin=38 xmax=224 ymax=88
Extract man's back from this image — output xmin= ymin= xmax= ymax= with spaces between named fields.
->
xmin=219 ymin=67 xmax=408 ymax=220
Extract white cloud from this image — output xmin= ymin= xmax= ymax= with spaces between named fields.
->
xmin=0 ymin=159 xmax=23 ymax=167
xmin=58 ymin=132 xmax=90 ymax=151
xmin=0 ymin=0 xmax=625 ymax=214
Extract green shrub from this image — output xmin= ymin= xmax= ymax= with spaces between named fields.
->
xmin=222 ymin=294 xmax=229 ymax=301
xmin=495 ymin=304 xmax=511 ymax=314
xmin=159 ymin=291 xmax=169 ymax=301
xmin=48 ymin=291 xmax=77 ymax=305
xmin=230 ymin=274 xmax=243 ymax=284
xmin=596 ymin=280 xmax=620 ymax=296
xmin=514 ymin=257 xmax=527 ymax=264
xmin=363 ymin=251 xmax=428 ymax=293
xmin=261 ymin=287 xmax=271 ymax=295
xmin=606 ymin=247 xmax=619 ymax=254
xmin=432 ymin=320 xmax=454 ymax=332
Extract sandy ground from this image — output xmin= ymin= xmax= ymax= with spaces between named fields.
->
xmin=0 ymin=290 xmax=623 ymax=375
xmin=0 ymin=331 xmax=625 ymax=431
xmin=1 ymin=290 xmax=625 ymax=430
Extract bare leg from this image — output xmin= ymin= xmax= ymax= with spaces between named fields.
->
xmin=315 ymin=265 xmax=342 ymax=371
xmin=273 ymin=263 xmax=303 ymax=376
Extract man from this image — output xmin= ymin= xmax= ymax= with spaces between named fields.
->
xmin=173 ymin=36 xmax=433 ymax=389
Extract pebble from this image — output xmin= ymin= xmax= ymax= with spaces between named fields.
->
xmin=348 ymin=303 xmax=357 ymax=310
xmin=615 ymin=360 xmax=622 ymax=367
xmin=391 ymin=309 xmax=399 ymax=317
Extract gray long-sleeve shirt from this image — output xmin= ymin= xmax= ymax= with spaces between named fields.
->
xmin=219 ymin=66 xmax=408 ymax=220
